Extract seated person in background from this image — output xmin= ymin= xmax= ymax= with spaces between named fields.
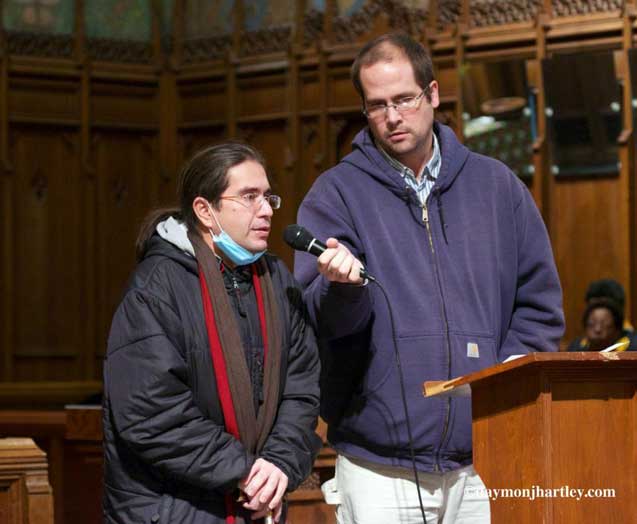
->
xmin=568 ymin=298 xmax=637 ymax=351
xmin=585 ymin=278 xmax=633 ymax=333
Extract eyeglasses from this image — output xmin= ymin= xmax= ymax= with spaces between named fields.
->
xmin=363 ymin=89 xmax=427 ymax=119
xmin=219 ymin=192 xmax=281 ymax=210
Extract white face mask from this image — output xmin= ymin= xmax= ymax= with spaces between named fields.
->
xmin=207 ymin=203 xmax=265 ymax=266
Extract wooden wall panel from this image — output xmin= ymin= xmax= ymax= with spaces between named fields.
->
xmin=9 ymin=128 xmax=84 ymax=381
xmin=237 ymin=72 xmax=288 ymax=117
xmin=552 ymin=176 xmax=630 ymax=345
xmin=8 ymin=78 xmax=79 ymax=123
xmin=178 ymin=128 xmax=228 ymax=166
xmin=328 ymin=65 xmax=359 ymax=108
xmin=300 ymin=69 xmax=321 ymax=111
xmin=298 ymin=118 xmax=322 ymax=199
xmin=94 ymin=132 xmax=159 ymax=365
xmin=0 ymin=0 xmax=635 ymax=389
xmin=91 ymin=82 xmax=158 ymax=127
xmin=178 ymin=79 xmax=226 ymax=124
xmin=333 ymin=115 xmax=366 ymax=163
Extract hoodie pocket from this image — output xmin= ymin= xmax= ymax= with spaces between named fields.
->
xmin=448 ymin=332 xmax=498 ymax=378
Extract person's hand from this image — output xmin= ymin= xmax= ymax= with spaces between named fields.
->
xmin=252 ymin=499 xmax=284 ymax=522
xmin=240 ymin=458 xmax=288 ymax=520
xmin=317 ymin=238 xmax=364 ymax=285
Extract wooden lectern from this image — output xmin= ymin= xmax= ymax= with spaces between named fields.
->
xmin=424 ymin=352 xmax=637 ymax=523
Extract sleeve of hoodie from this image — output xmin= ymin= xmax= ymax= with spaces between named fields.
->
xmin=294 ymin=173 xmax=373 ymax=340
xmin=105 ymin=286 xmax=253 ymax=492
xmin=500 ymin=181 xmax=565 ymax=359
xmin=259 ymin=265 xmax=323 ymax=491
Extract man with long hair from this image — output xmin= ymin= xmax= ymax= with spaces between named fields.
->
xmin=103 ymin=143 xmax=321 ymax=523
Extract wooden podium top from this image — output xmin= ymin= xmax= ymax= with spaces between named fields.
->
xmin=424 ymin=351 xmax=637 ymax=397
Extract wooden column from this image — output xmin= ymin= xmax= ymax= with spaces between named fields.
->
xmin=75 ymin=0 xmax=98 ymax=381
xmin=532 ymin=7 xmax=552 ymax=227
xmin=290 ymin=0 xmax=305 ymax=211
xmin=226 ymin=0 xmax=244 ymax=138
xmin=0 ymin=0 xmax=14 ymax=382
xmin=319 ymin=0 xmax=335 ymax=171
xmin=622 ymin=3 xmax=637 ymax=328
xmin=154 ymin=0 xmax=178 ymax=203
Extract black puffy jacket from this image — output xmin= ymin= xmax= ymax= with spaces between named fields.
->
xmin=103 ymin=235 xmax=321 ymax=523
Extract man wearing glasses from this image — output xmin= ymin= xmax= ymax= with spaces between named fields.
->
xmin=103 ymin=143 xmax=322 ymax=524
xmin=295 ymin=33 xmax=563 ymax=523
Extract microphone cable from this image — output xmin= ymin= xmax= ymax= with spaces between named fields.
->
xmin=370 ymin=277 xmax=428 ymax=524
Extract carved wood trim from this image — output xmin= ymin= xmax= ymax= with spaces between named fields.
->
xmin=86 ymin=38 xmax=154 ymax=64
xmin=552 ymin=0 xmax=623 ymax=17
xmin=470 ymin=0 xmax=542 ymax=28
xmin=438 ymin=0 xmax=462 ymax=30
xmin=303 ymin=8 xmax=324 ymax=48
xmin=332 ymin=0 xmax=428 ymax=44
xmin=182 ymin=35 xmax=232 ymax=64
xmin=240 ymin=26 xmax=292 ymax=56
xmin=6 ymin=31 xmax=74 ymax=58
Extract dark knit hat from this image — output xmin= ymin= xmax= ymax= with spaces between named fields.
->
xmin=585 ymin=279 xmax=625 ymax=310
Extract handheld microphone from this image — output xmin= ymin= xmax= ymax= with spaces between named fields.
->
xmin=283 ymin=224 xmax=376 ymax=282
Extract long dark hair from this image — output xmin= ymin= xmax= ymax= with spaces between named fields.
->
xmin=135 ymin=142 xmax=266 ymax=260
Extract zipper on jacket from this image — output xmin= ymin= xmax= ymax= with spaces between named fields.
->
xmin=231 ymin=275 xmax=247 ymax=317
xmin=422 ymin=201 xmax=451 ymax=472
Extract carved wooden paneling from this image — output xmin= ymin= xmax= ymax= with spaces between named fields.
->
xmin=10 ymin=129 xmax=84 ymax=381
xmin=86 ymin=38 xmax=154 ymax=63
xmin=241 ymin=26 xmax=292 ymax=56
xmin=332 ymin=0 xmax=428 ymax=45
xmin=8 ymin=77 xmax=80 ymax=123
xmin=94 ymin=132 xmax=159 ymax=361
xmin=328 ymin=65 xmax=360 ymax=109
xmin=182 ymin=36 xmax=231 ymax=64
xmin=6 ymin=32 xmax=74 ymax=58
xmin=437 ymin=0 xmax=461 ymax=30
xmin=177 ymin=128 xmax=228 ymax=167
xmin=299 ymin=118 xmax=322 ymax=198
xmin=552 ymin=0 xmax=623 ymax=17
xmin=300 ymin=69 xmax=321 ymax=111
xmin=552 ymin=176 xmax=629 ymax=345
xmin=470 ymin=0 xmax=542 ymax=27
xmin=0 ymin=0 xmax=635 ymax=392
xmin=178 ymin=79 xmax=226 ymax=125
xmin=303 ymin=8 xmax=324 ymax=48
xmin=332 ymin=115 xmax=366 ymax=164
xmin=237 ymin=72 xmax=288 ymax=117
xmin=436 ymin=61 xmax=459 ymax=102
xmin=91 ymin=81 xmax=158 ymax=128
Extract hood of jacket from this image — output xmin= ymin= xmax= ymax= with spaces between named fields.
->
xmin=342 ymin=121 xmax=470 ymax=202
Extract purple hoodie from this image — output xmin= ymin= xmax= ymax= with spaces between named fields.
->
xmin=295 ymin=122 xmax=564 ymax=472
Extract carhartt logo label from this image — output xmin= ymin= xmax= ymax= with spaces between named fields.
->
xmin=467 ymin=342 xmax=479 ymax=358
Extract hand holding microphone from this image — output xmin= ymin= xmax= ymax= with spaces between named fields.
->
xmin=284 ymin=225 xmax=375 ymax=283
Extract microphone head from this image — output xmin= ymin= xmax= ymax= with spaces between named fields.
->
xmin=283 ymin=224 xmax=314 ymax=251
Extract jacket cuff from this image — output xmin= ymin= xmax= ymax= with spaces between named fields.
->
xmin=258 ymin=454 xmax=297 ymax=491
xmin=326 ymin=280 xmax=369 ymax=301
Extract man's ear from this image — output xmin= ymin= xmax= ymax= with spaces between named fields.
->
xmin=428 ymin=80 xmax=440 ymax=109
xmin=192 ymin=196 xmax=216 ymax=230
